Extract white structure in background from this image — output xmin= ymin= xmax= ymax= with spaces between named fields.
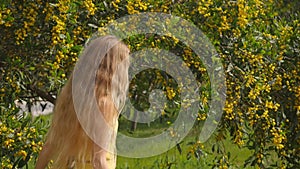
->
xmin=14 ymin=99 xmax=54 ymax=116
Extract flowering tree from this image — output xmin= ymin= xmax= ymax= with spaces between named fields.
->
xmin=0 ymin=0 xmax=299 ymax=168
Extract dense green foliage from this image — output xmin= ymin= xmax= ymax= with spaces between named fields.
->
xmin=1 ymin=0 xmax=299 ymax=168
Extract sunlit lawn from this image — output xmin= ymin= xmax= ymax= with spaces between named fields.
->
xmin=116 ymin=117 xmax=254 ymax=169
xmin=28 ymin=115 xmax=255 ymax=169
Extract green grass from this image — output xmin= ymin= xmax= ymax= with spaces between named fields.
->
xmin=116 ymin=118 xmax=254 ymax=169
xmin=28 ymin=115 xmax=255 ymax=169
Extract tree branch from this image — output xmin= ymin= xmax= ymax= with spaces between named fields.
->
xmin=27 ymin=85 xmax=56 ymax=105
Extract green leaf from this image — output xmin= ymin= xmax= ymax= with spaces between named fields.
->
xmin=29 ymin=67 xmax=35 ymax=71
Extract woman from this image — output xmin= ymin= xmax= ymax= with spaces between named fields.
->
xmin=35 ymin=35 xmax=130 ymax=169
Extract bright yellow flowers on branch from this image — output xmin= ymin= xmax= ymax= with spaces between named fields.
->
xmin=0 ymin=0 xmax=299 ymax=168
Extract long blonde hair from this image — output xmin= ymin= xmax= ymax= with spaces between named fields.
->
xmin=45 ymin=35 xmax=130 ymax=168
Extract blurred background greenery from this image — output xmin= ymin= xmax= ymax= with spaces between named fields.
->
xmin=1 ymin=0 xmax=299 ymax=168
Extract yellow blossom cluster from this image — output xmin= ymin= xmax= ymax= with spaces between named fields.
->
xmin=72 ymin=25 xmax=82 ymax=41
xmin=51 ymin=15 xmax=66 ymax=46
xmin=224 ymin=100 xmax=234 ymax=120
xmin=84 ymin=0 xmax=97 ymax=16
xmin=234 ymin=129 xmax=244 ymax=146
xmin=256 ymin=152 xmax=264 ymax=164
xmin=4 ymin=70 xmax=21 ymax=95
xmin=166 ymin=86 xmax=176 ymax=100
xmin=0 ymin=7 xmax=13 ymax=27
xmin=271 ymin=127 xmax=286 ymax=150
xmin=237 ymin=0 xmax=249 ymax=28
xmin=50 ymin=0 xmax=70 ymax=46
xmin=43 ymin=3 xmax=54 ymax=22
xmin=187 ymin=140 xmax=205 ymax=161
xmin=15 ymin=150 xmax=27 ymax=160
xmin=197 ymin=112 xmax=207 ymax=121
xmin=197 ymin=0 xmax=213 ymax=18
xmin=1 ymin=0 xmax=299 ymax=168
xmin=126 ymin=0 xmax=149 ymax=14
xmin=1 ymin=117 xmax=44 ymax=168
xmin=48 ymin=0 xmax=90 ymax=74
xmin=218 ymin=16 xmax=231 ymax=32
xmin=14 ymin=1 xmax=42 ymax=45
